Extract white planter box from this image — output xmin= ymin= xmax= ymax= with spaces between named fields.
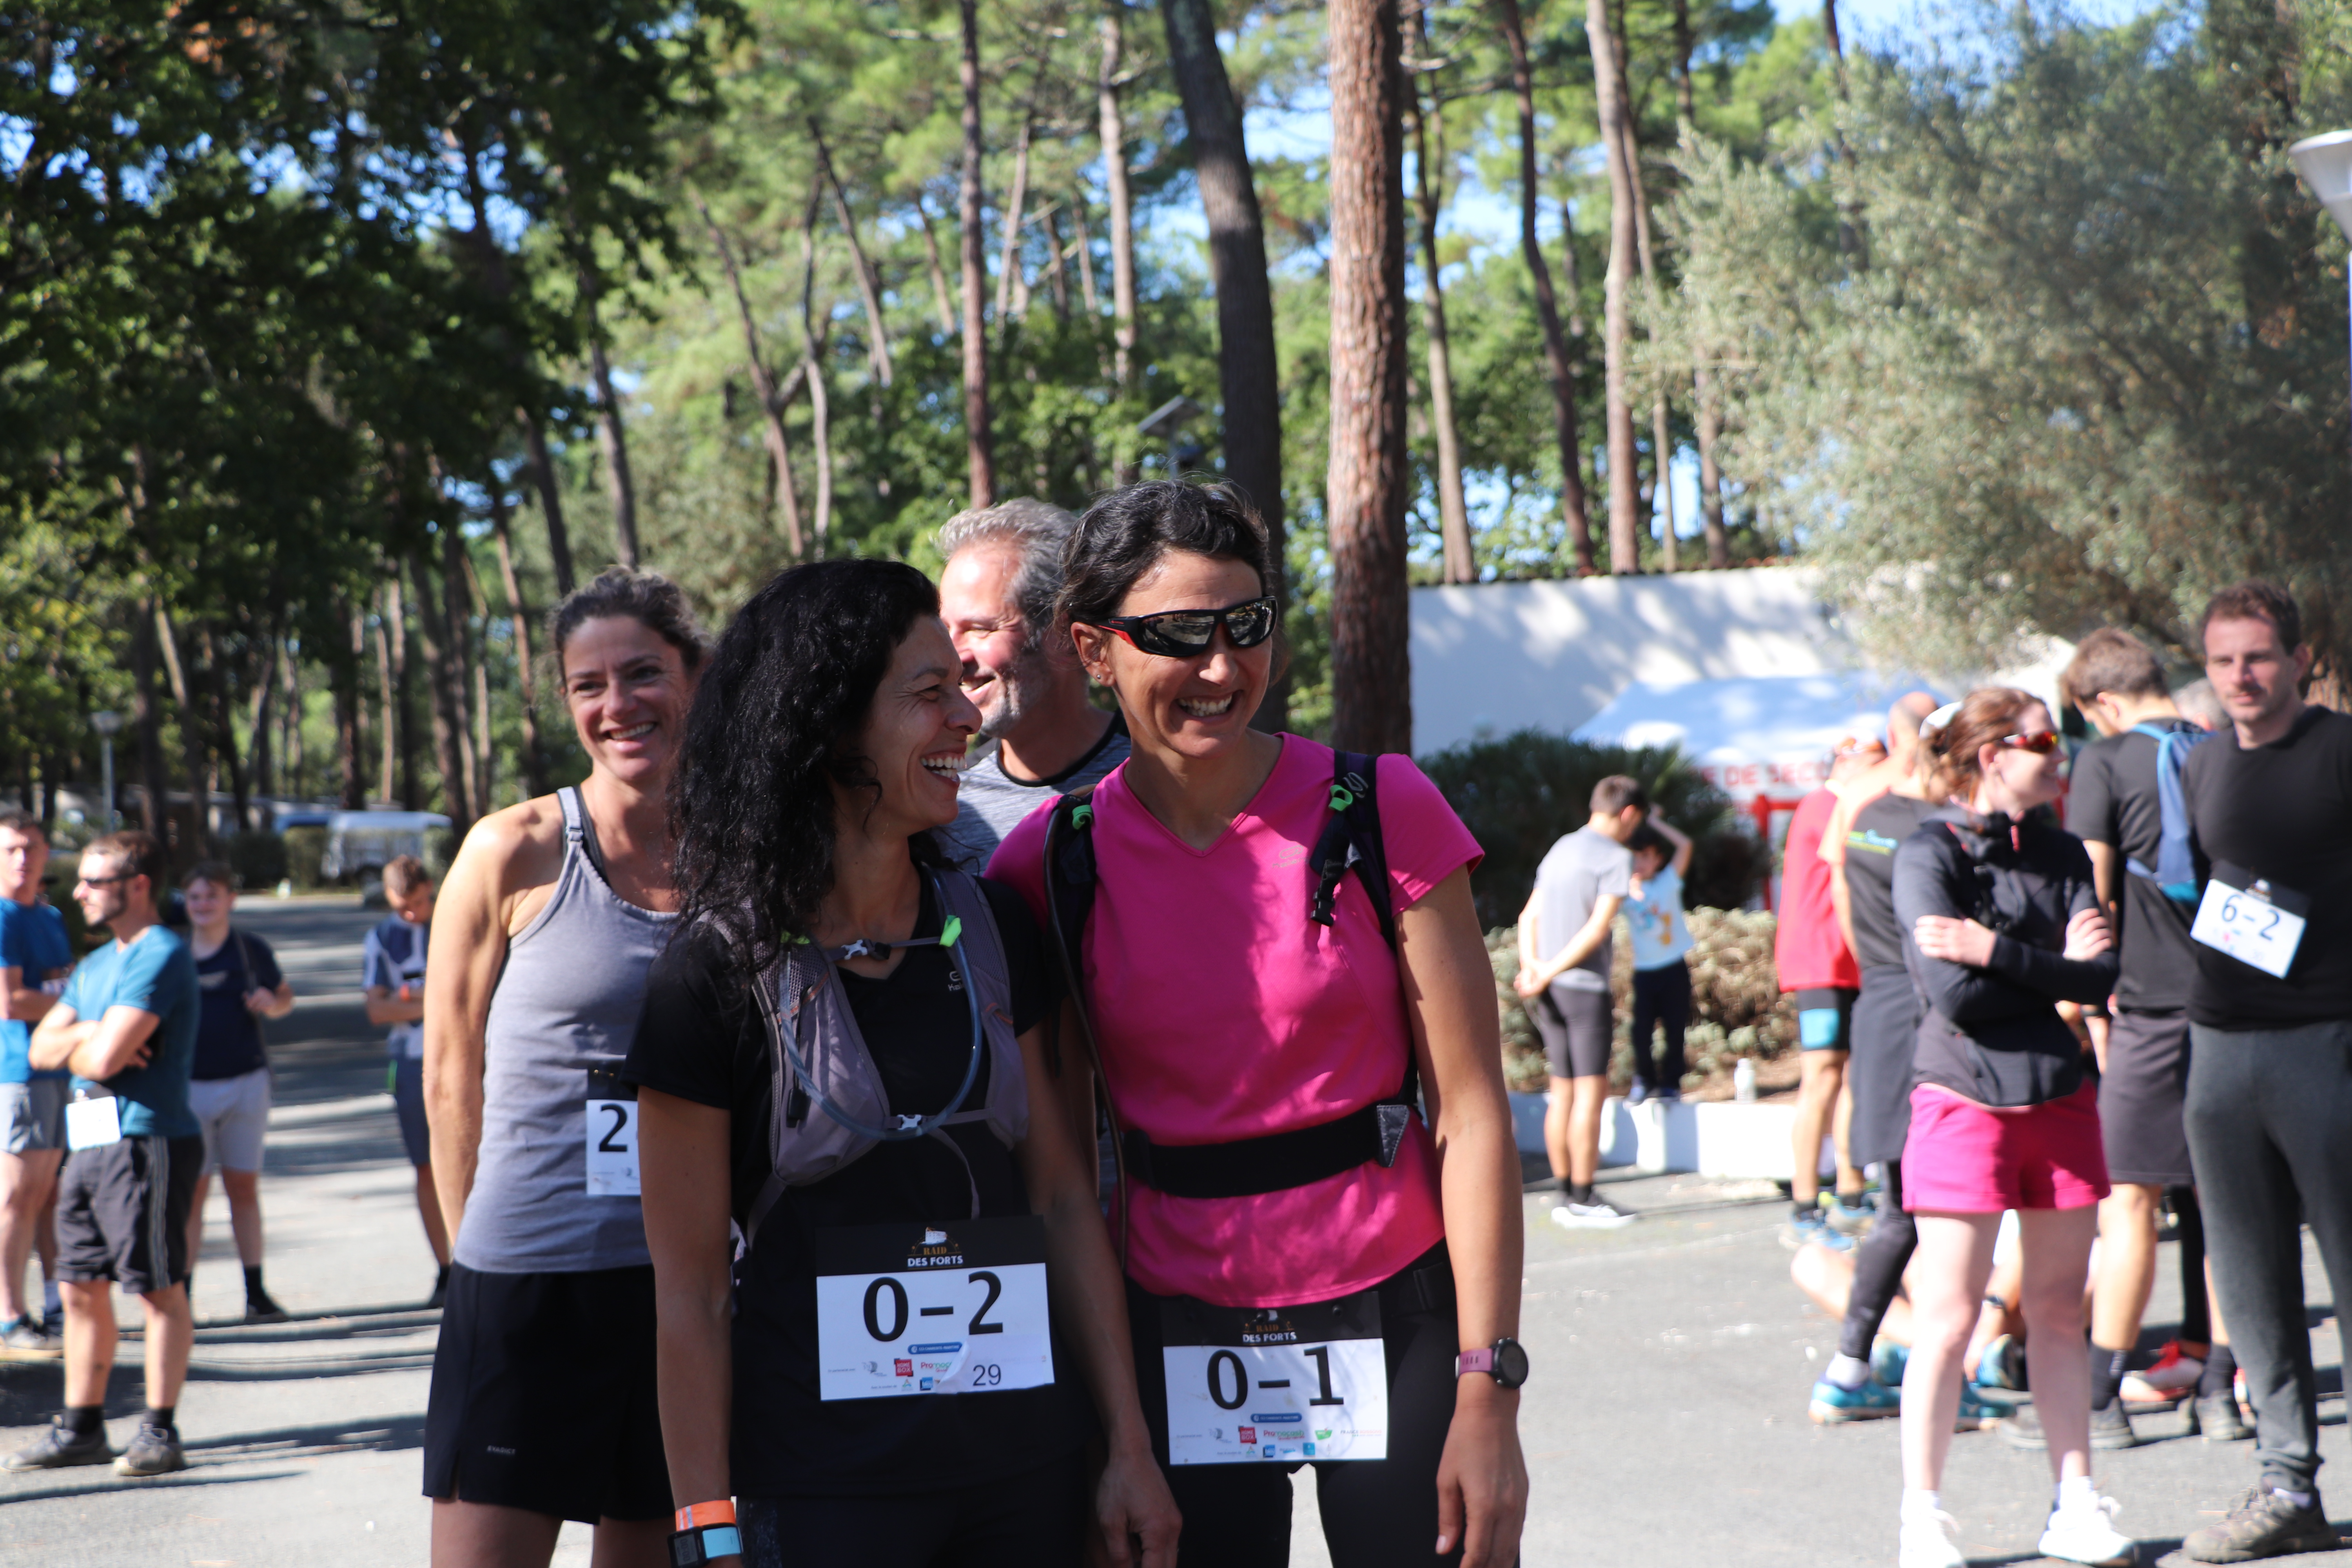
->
xmin=1511 ymin=1090 xmax=1835 ymax=1181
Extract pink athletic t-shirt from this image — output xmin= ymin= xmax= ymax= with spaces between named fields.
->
xmin=989 ymin=736 xmax=1481 ymax=1308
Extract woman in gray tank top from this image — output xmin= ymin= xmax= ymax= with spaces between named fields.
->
xmin=418 ymin=568 xmax=708 ymax=1568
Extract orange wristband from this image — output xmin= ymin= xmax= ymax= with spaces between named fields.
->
xmin=674 ymin=1499 xmax=736 ymax=1532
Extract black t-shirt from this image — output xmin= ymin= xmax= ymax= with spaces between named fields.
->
xmin=2183 ymin=706 xmax=2352 ymax=1028
xmin=2066 ymin=727 xmax=2198 ymax=1013
xmin=1842 ymin=791 xmax=1939 ymax=971
xmin=622 ymin=875 xmax=1085 ymax=1498
xmin=192 ymin=931 xmax=283 ymax=1081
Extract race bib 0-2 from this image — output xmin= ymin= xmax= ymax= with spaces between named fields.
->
xmin=65 ymin=1093 xmax=122 ymax=1152
xmin=2191 ymin=864 xmax=2309 ymax=981
xmin=1161 ymin=1290 xmax=1388 ymax=1465
xmin=585 ymin=1100 xmax=639 ymax=1196
xmin=814 ymin=1217 xmax=1053 ymax=1401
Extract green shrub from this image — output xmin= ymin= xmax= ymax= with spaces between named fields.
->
xmin=1420 ymin=731 xmax=1756 ymax=923
xmin=43 ymin=852 xmax=100 ymax=953
xmin=227 ymin=829 xmax=288 ymax=890
xmin=282 ymin=826 xmax=328 ymax=890
xmin=424 ymin=826 xmax=459 ymax=880
xmin=1487 ymin=907 xmax=1795 ymax=1094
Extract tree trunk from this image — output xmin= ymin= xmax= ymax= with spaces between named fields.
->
xmin=459 ymin=549 xmax=496 ymax=811
xmin=1325 ymin=0 xmax=1412 ymax=755
xmin=489 ymin=479 xmax=551 ymax=799
xmin=381 ymin=574 xmax=417 ymax=810
xmin=1495 ymin=0 xmax=1596 ymax=574
xmin=1588 ymin=0 xmax=1643 ymax=574
xmin=1067 ymin=189 xmax=1099 ymax=316
xmin=800 ymin=179 xmax=836 ymax=552
xmin=408 ymin=549 xmax=475 ymax=834
xmin=577 ymin=269 xmax=641 ymax=572
xmin=245 ymin=630 xmax=278 ymax=801
xmin=696 ymin=196 xmax=810 ymax=558
xmin=205 ymin=628 xmax=251 ymax=834
xmin=519 ymin=409 xmax=579 ymax=597
xmin=1408 ymin=13 xmax=1474 ymax=584
xmin=958 ymin=0 xmax=996 ymax=508
xmin=132 ymin=600 xmax=171 ymax=837
xmin=1669 ymin=0 xmax=1726 ymax=567
xmin=281 ymin=637 xmax=304 ymax=803
xmin=809 ymin=119 xmax=894 ymax=388
xmin=1044 ymin=203 xmax=1072 ymax=322
xmin=442 ymin=524 xmax=484 ymax=818
xmin=1606 ymin=0 xmax=1675 ymax=571
xmin=336 ymin=603 xmax=365 ymax=810
xmin=1162 ymin=0 xmax=1290 ymax=730
xmin=996 ymin=105 xmax=1035 ymax=323
xmin=1100 ymin=1 xmax=1141 ymax=419
xmin=914 ymin=189 xmax=960 ymax=336
xmin=154 ymin=604 xmax=210 ymax=858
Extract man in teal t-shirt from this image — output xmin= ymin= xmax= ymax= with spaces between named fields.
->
xmin=4 ymin=831 xmax=200 ymax=1479
xmin=0 ymin=808 xmax=76 ymax=1351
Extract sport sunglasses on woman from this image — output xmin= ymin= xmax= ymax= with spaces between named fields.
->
xmin=1087 ymin=595 xmax=1278 ymax=659
xmin=1998 ymin=730 xmax=2062 ymax=754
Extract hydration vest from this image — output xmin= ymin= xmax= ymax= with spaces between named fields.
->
xmin=1041 ymin=750 xmax=1420 ymax=1225
xmin=742 ymin=868 xmax=1028 ymax=1248
xmin=2124 ymin=720 xmax=2211 ymax=907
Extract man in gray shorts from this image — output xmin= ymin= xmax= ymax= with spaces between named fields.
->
xmin=0 ymin=809 xmax=74 ymax=1353
xmin=1516 ymin=775 xmax=1648 ymax=1229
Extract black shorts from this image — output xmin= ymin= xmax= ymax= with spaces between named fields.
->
xmin=1848 ymin=965 xmax=1923 ymax=1169
xmin=1533 ymin=983 xmax=1613 ymax=1079
xmin=1793 ymin=987 xmax=1857 ymax=1051
xmin=56 ymin=1134 xmax=202 ymax=1296
xmin=424 ymin=1263 xmax=671 ymax=1524
xmin=2099 ymin=1007 xmax=2194 ymax=1187
xmin=739 ymin=1456 xmax=1087 ymax=1568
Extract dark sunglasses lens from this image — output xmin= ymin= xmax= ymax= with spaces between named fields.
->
xmin=1225 ymin=600 xmax=1277 ymax=648
xmin=1133 ymin=613 xmax=1218 ymax=657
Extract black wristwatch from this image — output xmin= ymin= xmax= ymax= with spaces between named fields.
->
xmin=1455 ymin=1337 xmax=1530 ymax=1389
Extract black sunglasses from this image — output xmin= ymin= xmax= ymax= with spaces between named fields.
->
xmin=1090 ymin=595 xmax=1278 ymax=659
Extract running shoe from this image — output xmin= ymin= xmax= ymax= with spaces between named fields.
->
xmin=0 ymin=1315 xmax=61 ymax=1359
xmin=1809 ymin=1373 xmax=1900 ymax=1424
xmin=1999 ymin=1401 xmax=2140 ymax=1452
xmin=4 ymin=1416 xmax=112 ymax=1470
xmin=1973 ymin=1333 xmax=2028 ymax=1392
xmin=1653 ymin=1087 xmax=1682 ymax=1105
xmin=1871 ymin=1339 xmax=1909 ymax=1389
xmin=1898 ymin=1506 xmax=1966 ymax=1568
xmin=2038 ymin=1491 xmax=2136 ymax=1566
xmin=243 ymin=1291 xmax=290 ymax=1325
xmin=1954 ymin=1387 xmax=2005 ymax=1432
xmin=1782 ymin=1209 xmax=1855 ymax=1252
xmin=1624 ymin=1080 xmax=1651 ymax=1106
xmin=113 ymin=1422 xmax=185 ymax=1477
xmin=1826 ymin=1194 xmax=1877 ymax=1236
xmin=2120 ymin=1341 xmax=2202 ymax=1407
xmin=2182 ymin=1486 xmax=2338 ymax=1563
xmin=2091 ymin=1397 xmax=2140 ymax=1450
xmin=1552 ymin=1199 xmax=1637 ymax=1230
xmin=2189 ymin=1390 xmax=2252 ymax=1443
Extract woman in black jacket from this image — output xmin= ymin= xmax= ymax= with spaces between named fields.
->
xmin=1886 ymin=688 xmax=2131 ymax=1568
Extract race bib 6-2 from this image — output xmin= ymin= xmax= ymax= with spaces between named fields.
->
xmin=1161 ymin=1290 xmax=1389 ymax=1465
xmin=2191 ymin=864 xmax=2309 ymax=981
xmin=814 ymin=1217 xmax=1054 ymax=1401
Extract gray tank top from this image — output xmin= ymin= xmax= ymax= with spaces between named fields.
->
xmin=454 ymin=787 xmax=676 ymax=1273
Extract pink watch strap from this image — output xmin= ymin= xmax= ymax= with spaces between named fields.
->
xmin=1455 ymin=1348 xmax=1494 ymax=1377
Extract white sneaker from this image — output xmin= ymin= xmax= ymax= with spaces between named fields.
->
xmin=1897 ymin=1508 xmax=1965 ymax=1568
xmin=2038 ymin=1493 xmax=2136 ymax=1566
xmin=1552 ymin=1199 xmax=1636 ymax=1230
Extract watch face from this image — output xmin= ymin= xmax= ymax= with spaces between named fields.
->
xmin=1494 ymin=1338 xmax=1530 ymax=1388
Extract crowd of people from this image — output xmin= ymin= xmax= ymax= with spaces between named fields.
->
xmin=0 ymin=473 xmax=2342 ymax=1568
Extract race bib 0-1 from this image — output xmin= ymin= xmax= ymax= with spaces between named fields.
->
xmin=814 ymin=1217 xmax=1053 ymax=1402
xmin=585 ymin=1099 xmax=639 ymax=1197
xmin=1161 ymin=1290 xmax=1388 ymax=1465
xmin=65 ymin=1093 xmax=122 ymax=1152
xmin=2191 ymin=864 xmax=2309 ymax=981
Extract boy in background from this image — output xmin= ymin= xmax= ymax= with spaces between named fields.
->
xmin=1622 ymin=819 xmax=1695 ymax=1104
xmin=362 ymin=856 xmax=451 ymax=1306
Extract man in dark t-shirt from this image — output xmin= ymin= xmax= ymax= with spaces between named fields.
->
xmin=2062 ymin=628 xmax=2234 ymax=1446
xmin=2175 ymin=583 xmax=2352 ymax=1563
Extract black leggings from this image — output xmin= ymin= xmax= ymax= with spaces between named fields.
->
xmin=1128 ymin=1245 xmax=1474 ymax=1568
xmin=740 ymin=1454 xmax=1087 ymax=1567
xmin=2172 ymin=1185 xmax=2211 ymax=1346
xmin=1629 ymin=963 xmax=1691 ymax=1090
xmin=1837 ymin=1160 xmax=1919 ymax=1363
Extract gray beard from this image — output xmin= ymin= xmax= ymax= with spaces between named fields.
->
xmin=973 ymin=653 xmax=1040 ymax=745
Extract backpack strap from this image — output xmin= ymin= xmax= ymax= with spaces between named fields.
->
xmin=1308 ymin=751 xmax=1396 ymax=949
xmin=233 ymin=928 xmax=268 ymax=1052
xmin=1042 ymin=784 xmax=1129 ymax=1261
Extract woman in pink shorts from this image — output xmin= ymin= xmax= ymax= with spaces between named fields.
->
xmin=1887 ymin=688 xmax=2131 ymax=1568
xmin=992 ymin=481 xmax=1527 ymax=1568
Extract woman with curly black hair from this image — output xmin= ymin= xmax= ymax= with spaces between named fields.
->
xmin=626 ymin=559 xmax=1178 ymax=1568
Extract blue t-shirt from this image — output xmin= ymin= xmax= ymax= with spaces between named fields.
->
xmin=362 ymin=916 xmax=428 ymax=1059
xmin=60 ymin=925 xmax=200 ymax=1140
xmin=192 ymin=930 xmax=283 ymax=1082
xmin=1624 ymin=866 xmax=1695 ymax=971
xmin=0 ymin=899 xmax=75 ymax=1084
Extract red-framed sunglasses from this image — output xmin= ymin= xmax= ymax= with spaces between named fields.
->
xmin=1088 ymin=595 xmax=1278 ymax=659
xmin=1998 ymin=730 xmax=2062 ymax=754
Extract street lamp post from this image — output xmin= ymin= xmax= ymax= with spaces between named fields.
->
xmin=89 ymin=711 xmax=122 ymax=830
xmin=2289 ymin=131 xmax=2352 ymax=459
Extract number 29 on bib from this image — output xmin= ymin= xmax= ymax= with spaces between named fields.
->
xmin=1160 ymin=1292 xmax=1388 ymax=1465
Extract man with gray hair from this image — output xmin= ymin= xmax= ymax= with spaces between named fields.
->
xmin=935 ymin=497 xmax=1129 ymax=871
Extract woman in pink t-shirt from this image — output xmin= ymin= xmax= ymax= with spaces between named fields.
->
xmin=991 ymin=481 xmax=1527 ymax=1568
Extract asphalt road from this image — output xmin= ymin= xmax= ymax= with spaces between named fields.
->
xmin=0 ymin=897 xmax=2344 ymax=1567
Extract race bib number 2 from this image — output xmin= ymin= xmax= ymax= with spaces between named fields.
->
xmin=585 ymin=1099 xmax=639 ymax=1197
xmin=1161 ymin=1290 xmax=1388 ymax=1465
xmin=2191 ymin=867 xmax=2308 ymax=981
xmin=814 ymin=1217 xmax=1054 ymax=1401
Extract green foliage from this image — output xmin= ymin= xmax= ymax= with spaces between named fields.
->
xmin=281 ymin=828 xmax=329 ymax=892
xmin=1419 ymin=730 xmax=1749 ymax=926
xmin=227 ymin=830 xmax=289 ymax=892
